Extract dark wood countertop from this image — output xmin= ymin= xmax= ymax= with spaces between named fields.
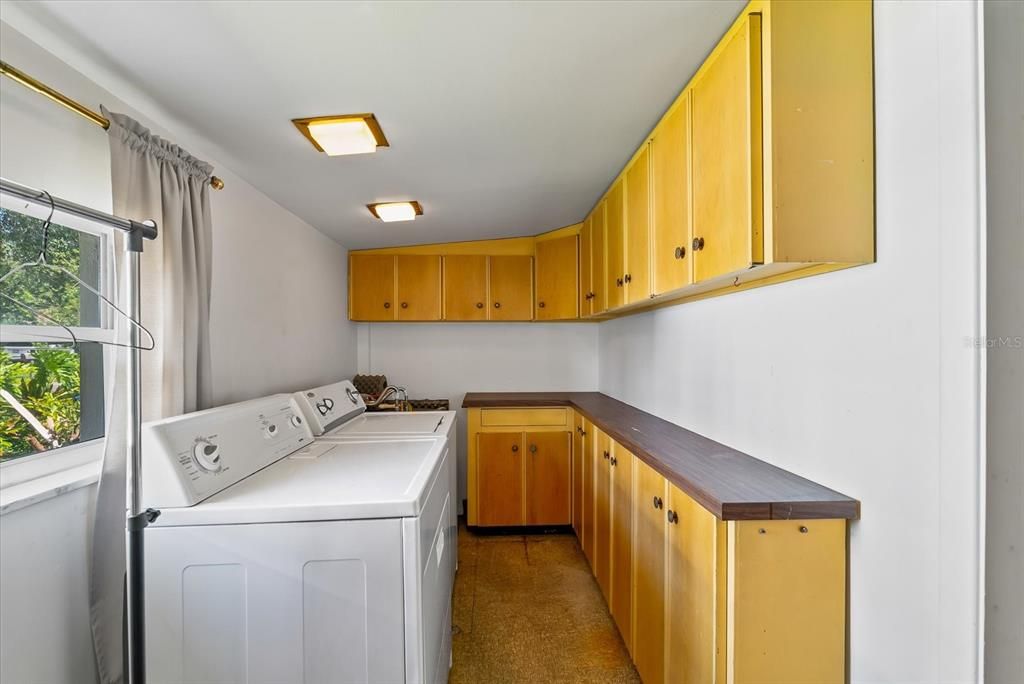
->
xmin=462 ymin=392 xmax=860 ymax=521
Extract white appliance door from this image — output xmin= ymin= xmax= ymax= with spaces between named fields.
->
xmin=146 ymin=518 xmax=405 ymax=684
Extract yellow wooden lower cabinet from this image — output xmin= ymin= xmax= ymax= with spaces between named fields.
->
xmin=564 ymin=410 xmax=845 ymax=683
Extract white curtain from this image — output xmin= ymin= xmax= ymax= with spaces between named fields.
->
xmin=89 ymin=107 xmax=214 ymax=683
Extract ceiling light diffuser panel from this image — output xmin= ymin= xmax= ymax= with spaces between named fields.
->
xmin=367 ymin=202 xmax=423 ymax=222
xmin=292 ymin=114 xmax=389 ymax=156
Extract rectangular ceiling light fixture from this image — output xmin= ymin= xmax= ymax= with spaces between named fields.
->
xmin=292 ymin=113 xmax=389 ymax=156
xmin=367 ymin=201 xmax=423 ymax=222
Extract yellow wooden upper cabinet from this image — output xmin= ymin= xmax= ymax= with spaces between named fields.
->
xmin=605 ymin=179 xmax=626 ymax=310
xmin=691 ymin=12 xmax=764 ymax=283
xmin=651 ymin=91 xmax=692 ymax=296
xmin=488 ymin=255 xmax=534 ymax=321
xmin=395 ymin=255 xmax=441 ymax=320
xmin=349 ymin=253 xmax=396 ymax=321
xmin=443 ymin=254 xmax=534 ymax=321
xmin=579 ymin=215 xmax=593 ymax=317
xmin=585 ymin=0 xmax=874 ymax=315
xmin=535 ymin=234 xmax=579 ymax=320
xmin=591 ymin=201 xmax=607 ymax=316
xmin=443 ymin=254 xmax=488 ymax=321
xmin=624 ymin=145 xmax=652 ymax=305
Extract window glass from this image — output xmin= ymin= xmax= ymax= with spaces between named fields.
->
xmin=1 ymin=206 xmax=106 ymax=462
xmin=1 ymin=206 xmax=103 ymax=327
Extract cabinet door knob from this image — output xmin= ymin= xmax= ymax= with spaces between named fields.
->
xmin=616 ymin=277 xmax=623 ymax=287
xmin=400 ymin=302 xmax=409 ymax=309
xmin=529 ymin=444 xmax=538 ymax=454
xmin=610 ymin=456 xmax=617 ymax=466
xmin=624 ymin=273 xmax=632 ymax=284
xmin=383 ymin=302 xmax=391 ymax=309
xmin=476 ymin=302 xmax=484 ymax=309
xmin=511 ymin=444 xmax=519 ymax=452
xmin=692 ymin=236 xmax=705 ymax=251
xmin=667 ymin=510 xmax=679 ymax=524
xmin=674 ymin=246 xmax=686 ymax=259
xmin=538 ymin=301 xmax=546 ymax=308
xmin=493 ymin=302 xmax=501 ymax=309
xmin=652 ymin=495 xmax=663 ymax=509
xmin=603 ymin=450 xmax=610 ymax=460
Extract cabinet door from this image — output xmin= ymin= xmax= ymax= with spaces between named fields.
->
xmin=652 ymin=93 xmax=692 ymax=295
xmin=535 ymin=234 xmax=579 ymax=320
xmin=609 ymin=444 xmax=633 ymax=651
xmin=349 ymin=254 xmax=395 ymax=321
xmin=581 ymin=419 xmax=596 ymax=566
xmin=572 ymin=414 xmax=584 ymax=535
xmin=624 ymin=144 xmax=651 ymax=305
xmin=488 ymin=255 xmax=533 ymax=320
xmin=395 ymin=255 xmax=441 ymax=320
xmin=476 ymin=432 xmax=523 ymax=526
xmin=524 ymin=431 xmax=571 ymax=525
xmin=632 ymin=459 xmax=668 ymax=684
xmin=592 ymin=201 xmax=607 ymax=315
xmin=606 ymin=179 xmax=626 ymax=310
xmin=692 ymin=14 xmax=763 ymax=283
xmin=594 ymin=428 xmax=612 ymax=599
xmin=443 ymin=255 xmax=487 ymax=321
xmin=665 ymin=483 xmax=720 ymax=684
xmin=579 ymin=216 xmax=593 ymax=317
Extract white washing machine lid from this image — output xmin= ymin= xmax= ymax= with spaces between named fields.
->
xmin=325 ymin=410 xmax=455 ymax=437
xmin=151 ymin=437 xmax=446 ymax=527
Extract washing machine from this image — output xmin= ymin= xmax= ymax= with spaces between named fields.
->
xmin=141 ymin=393 xmax=454 ymax=684
xmin=292 ymin=380 xmax=458 ymax=576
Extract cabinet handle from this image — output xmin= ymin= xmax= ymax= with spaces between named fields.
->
xmin=511 ymin=444 xmax=519 ymax=452
xmin=603 ymin=450 xmax=610 ymax=460
xmin=674 ymin=246 xmax=686 ymax=259
xmin=493 ymin=302 xmax=501 ymax=309
xmin=476 ymin=302 xmax=484 ymax=309
xmin=652 ymin=495 xmax=663 ymax=510
xmin=692 ymin=237 xmax=705 ymax=251
xmin=667 ymin=510 xmax=679 ymax=524
xmin=610 ymin=456 xmax=617 ymax=466
xmin=624 ymin=273 xmax=632 ymax=284
xmin=529 ymin=444 xmax=538 ymax=454
xmin=538 ymin=301 xmax=546 ymax=308
xmin=616 ymin=277 xmax=623 ymax=287
xmin=383 ymin=302 xmax=391 ymax=309
xmin=400 ymin=302 xmax=409 ymax=309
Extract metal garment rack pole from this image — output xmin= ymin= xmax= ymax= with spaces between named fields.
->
xmin=1 ymin=177 xmax=159 ymax=684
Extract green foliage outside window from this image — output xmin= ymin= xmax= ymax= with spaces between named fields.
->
xmin=1 ymin=206 xmax=99 ymax=460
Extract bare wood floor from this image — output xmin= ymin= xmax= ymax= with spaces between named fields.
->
xmin=450 ymin=521 xmax=639 ymax=684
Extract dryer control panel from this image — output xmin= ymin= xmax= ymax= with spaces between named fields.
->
xmin=142 ymin=394 xmax=313 ymax=508
xmin=292 ymin=379 xmax=366 ymax=435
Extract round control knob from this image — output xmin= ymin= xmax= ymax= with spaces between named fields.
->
xmin=193 ymin=440 xmax=222 ymax=472
xmin=264 ymin=423 xmax=279 ymax=439
xmin=289 ymin=414 xmax=304 ymax=429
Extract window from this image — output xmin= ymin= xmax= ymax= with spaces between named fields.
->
xmin=1 ymin=199 xmax=111 ymax=464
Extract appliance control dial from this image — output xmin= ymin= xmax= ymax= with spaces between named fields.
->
xmin=192 ymin=439 xmax=222 ymax=473
xmin=263 ymin=423 xmax=279 ymax=439
xmin=289 ymin=414 xmax=304 ymax=429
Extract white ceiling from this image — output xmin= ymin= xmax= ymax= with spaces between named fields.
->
xmin=7 ymin=1 xmax=745 ymax=249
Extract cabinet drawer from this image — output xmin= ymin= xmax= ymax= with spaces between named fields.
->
xmin=479 ymin=408 xmax=569 ymax=428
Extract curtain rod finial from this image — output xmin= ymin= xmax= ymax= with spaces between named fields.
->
xmin=210 ymin=176 xmax=224 ymax=190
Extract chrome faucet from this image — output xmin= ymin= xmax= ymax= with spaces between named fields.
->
xmin=364 ymin=385 xmax=409 ymax=410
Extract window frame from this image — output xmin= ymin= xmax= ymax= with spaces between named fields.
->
xmin=1 ymin=190 xmax=116 ymax=485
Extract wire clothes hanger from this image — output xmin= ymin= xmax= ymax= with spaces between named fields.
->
xmin=0 ymin=191 xmax=155 ymax=351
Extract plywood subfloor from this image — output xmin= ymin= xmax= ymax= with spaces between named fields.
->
xmin=450 ymin=522 xmax=639 ymax=683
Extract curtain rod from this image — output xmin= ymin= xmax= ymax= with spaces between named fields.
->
xmin=1 ymin=176 xmax=158 ymax=241
xmin=1 ymin=60 xmax=225 ymax=191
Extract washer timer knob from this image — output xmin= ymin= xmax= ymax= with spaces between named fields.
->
xmin=193 ymin=439 xmax=222 ymax=473
xmin=289 ymin=414 xmax=304 ymax=429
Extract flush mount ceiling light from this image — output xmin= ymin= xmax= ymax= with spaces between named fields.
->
xmin=292 ymin=113 xmax=389 ymax=156
xmin=367 ymin=201 xmax=423 ymax=223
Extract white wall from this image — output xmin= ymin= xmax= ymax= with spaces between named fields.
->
xmin=983 ymin=1 xmax=1024 ymax=681
xmin=357 ymin=322 xmax=599 ymax=509
xmin=0 ymin=21 xmax=357 ymax=683
xmin=599 ymin=2 xmax=985 ymax=682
